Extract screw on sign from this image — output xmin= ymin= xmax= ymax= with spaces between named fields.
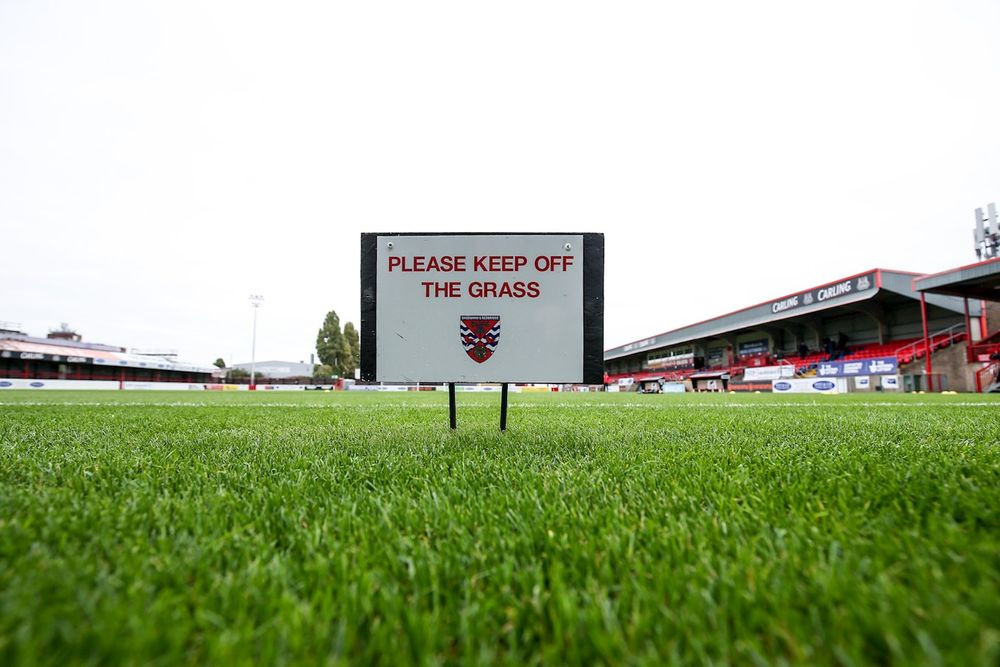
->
xmin=361 ymin=233 xmax=604 ymax=430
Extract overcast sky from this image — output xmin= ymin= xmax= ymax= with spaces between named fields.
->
xmin=3 ymin=1 xmax=999 ymax=366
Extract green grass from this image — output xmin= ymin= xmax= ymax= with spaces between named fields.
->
xmin=1 ymin=391 xmax=998 ymax=665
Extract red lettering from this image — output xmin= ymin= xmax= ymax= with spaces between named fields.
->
xmin=421 ymin=281 xmax=461 ymax=297
xmin=394 ymin=256 xmax=467 ymax=272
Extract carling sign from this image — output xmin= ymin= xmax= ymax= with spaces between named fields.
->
xmin=360 ymin=233 xmax=604 ymax=383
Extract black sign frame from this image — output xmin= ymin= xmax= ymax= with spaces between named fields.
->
xmin=360 ymin=232 xmax=605 ymax=384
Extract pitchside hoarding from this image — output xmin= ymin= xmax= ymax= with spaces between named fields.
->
xmin=360 ymin=233 xmax=604 ymax=383
xmin=816 ymin=356 xmax=898 ymax=377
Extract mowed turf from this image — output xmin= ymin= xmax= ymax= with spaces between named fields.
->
xmin=1 ymin=391 xmax=998 ymax=665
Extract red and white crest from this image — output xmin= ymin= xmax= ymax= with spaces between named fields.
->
xmin=460 ymin=315 xmax=500 ymax=363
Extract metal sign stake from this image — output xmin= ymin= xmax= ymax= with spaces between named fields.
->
xmin=448 ymin=382 xmax=457 ymax=429
xmin=500 ymin=383 xmax=509 ymax=431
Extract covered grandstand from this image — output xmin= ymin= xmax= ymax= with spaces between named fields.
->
xmin=0 ymin=327 xmax=216 ymax=384
xmin=914 ymin=256 xmax=1000 ymax=392
xmin=605 ymin=268 xmax=991 ymax=392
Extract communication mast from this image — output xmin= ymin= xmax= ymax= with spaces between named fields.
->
xmin=973 ymin=203 xmax=999 ymax=260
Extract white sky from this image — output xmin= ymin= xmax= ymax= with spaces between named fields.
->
xmin=2 ymin=1 xmax=999 ymax=365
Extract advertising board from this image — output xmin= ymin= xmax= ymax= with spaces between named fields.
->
xmin=769 ymin=272 xmax=876 ymax=316
xmin=361 ymin=233 xmax=604 ymax=383
xmin=772 ymin=378 xmax=845 ymax=394
xmin=743 ymin=365 xmax=794 ymax=381
xmin=816 ymin=356 xmax=898 ymax=377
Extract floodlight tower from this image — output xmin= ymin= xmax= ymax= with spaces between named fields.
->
xmin=973 ymin=203 xmax=999 ymax=260
xmin=249 ymin=294 xmax=264 ymax=389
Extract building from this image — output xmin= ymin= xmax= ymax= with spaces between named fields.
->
xmin=229 ymin=360 xmax=316 ymax=380
xmin=0 ymin=327 xmax=216 ymax=384
xmin=605 ymin=268 xmax=994 ymax=392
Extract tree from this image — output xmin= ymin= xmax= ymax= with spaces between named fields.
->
xmin=342 ymin=322 xmax=360 ymax=378
xmin=225 ymin=368 xmax=249 ymax=382
xmin=313 ymin=364 xmax=334 ymax=380
xmin=316 ymin=310 xmax=344 ymax=374
xmin=213 ymin=358 xmax=226 ymax=369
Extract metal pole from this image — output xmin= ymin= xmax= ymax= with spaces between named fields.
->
xmin=920 ymin=292 xmax=933 ymax=391
xmin=963 ymin=297 xmax=972 ymax=362
xmin=500 ymin=383 xmax=509 ymax=431
xmin=448 ymin=382 xmax=456 ymax=429
xmin=249 ymin=294 xmax=263 ymax=390
xmin=250 ymin=306 xmax=258 ymax=389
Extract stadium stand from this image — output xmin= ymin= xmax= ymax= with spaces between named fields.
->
xmin=606 ymin=268 xmax=994 ymax=392
xmin=0 ymin=328 xmax=216 ymax=384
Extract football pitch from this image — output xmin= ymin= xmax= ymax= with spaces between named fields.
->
xmin=1 ymin=391 xmax=998 ymax=665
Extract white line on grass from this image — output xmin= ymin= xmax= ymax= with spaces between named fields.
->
xmin=1 ymin=401 xmax=998 ymax=408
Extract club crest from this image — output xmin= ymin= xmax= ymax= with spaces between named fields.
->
xmin=460 ymin=315 xmax=500 ymax=363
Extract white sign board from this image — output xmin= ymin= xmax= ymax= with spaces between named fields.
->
xmin=772 ymin=378 xmax=845 ymax=394
xmin=361 ymin=233 xmax=604 ymax=383
xmin=744 ymin=365 xmax=794 ymax=381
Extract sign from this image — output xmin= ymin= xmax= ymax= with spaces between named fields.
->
xmin=817 ymin=356 xmax=898 ymax=377
xmin=769 ymin=272 xmax=876 ymax=316
xmin=881 ymin=375 xmax=900 ymax=390
xmin=647 ymin=353 xmax=694 ymax=370
xmin=854 ymin=376 xmax=871 ymax=389
xmin=743 ymin=365 xmax=794 ymax=381
xmin=738 ymin=339 xmax=769 ymax=357
xmin=772 ymin=378 xmax=843 ymax=394
xmin=361 ymin=233 xmax=604 ymax=383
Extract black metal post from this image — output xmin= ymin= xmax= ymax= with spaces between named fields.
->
xmin=500 ymin=383 xmax=509 ymax=431
xmin=448 ymin=382 xmax=456 ymax=429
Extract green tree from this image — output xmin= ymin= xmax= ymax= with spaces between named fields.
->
xmin=213 ymin=358 xmax=226 ymax=369
xmin=313 ymin=364 xmax=334 ymax=380
xmin=342 ymin=322 xmax=360 ymax=378
xmin=316 ymin=311 xmax=344 ymax=373
xmin=225 ymin=368 xmax=249 ymax=382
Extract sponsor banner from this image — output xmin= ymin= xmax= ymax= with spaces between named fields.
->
xmin=0 ymin=350 xmax=95 ymax=364
xmin=772 ymin=378 xmax=844 ymax=394
xmin=647 ymin=353 xmax=694 ymax=370
xmin=817 ymin=356 xmax=898 ymax=377
xmin=661 ymin=382 xmax=686 ymax=393
xmin=738 ymin=339 xmax=769 ymax=357
xmin=770 ymin=272 xmax=876 ymax=316
xmin=0 ymin=378 xmax=119 ymax=390
xmin=728 ymin=380 xmax=774 ymax=392
xmin=743 ymin=365 xmax=794 ymax=381
xmin=881 ymin=375 xmax=900 ymax=390
xmin=853 ymin=376 xmax=871 ymax=390
xmin=121 ymin=381 xmax=207 ymax=391
xmin=622 ymin=337 xmax=657 ymax=353
xmin=362 ymin=233 xmax=604 ymax=384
